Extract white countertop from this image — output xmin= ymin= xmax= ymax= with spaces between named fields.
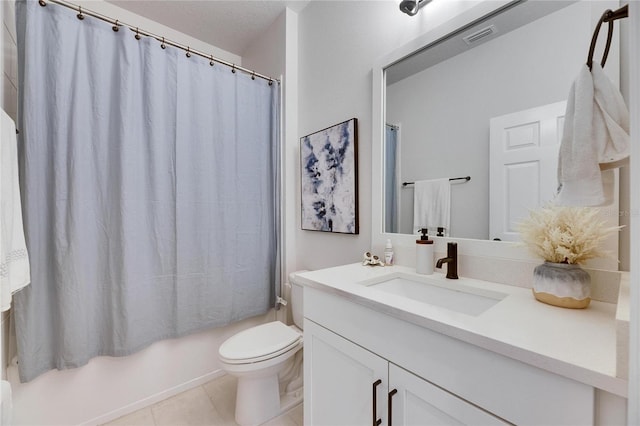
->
xmin=296 ymin=263 xmax=628 ymax=397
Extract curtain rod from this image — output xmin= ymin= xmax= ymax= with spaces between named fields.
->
xmin=38 ymin=0 xmax=280 ymax=85
xmin=402 ymin=176 xmax=470 ymax=187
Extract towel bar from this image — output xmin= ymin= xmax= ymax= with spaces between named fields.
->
xmin=402 ymin=176 xmax=470 ymax=187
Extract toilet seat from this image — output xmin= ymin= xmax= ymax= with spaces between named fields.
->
xmin=219 ymin=321 xmax=302 ymax=365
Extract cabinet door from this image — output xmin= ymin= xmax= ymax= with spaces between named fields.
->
xmin=388 ymin=364 xmax=509 ymax=426
xmin=304 ymin=319 xmax=388 ymax=426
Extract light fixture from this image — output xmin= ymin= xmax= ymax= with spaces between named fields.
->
xmin=399 ymin=0 xmax=432 ymax=16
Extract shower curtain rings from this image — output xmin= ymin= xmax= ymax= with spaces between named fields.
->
xmin=32 ymin=0 xmax=279 ymax=85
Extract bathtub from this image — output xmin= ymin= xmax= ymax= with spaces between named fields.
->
xmin=7 ymin=311 xmax=275 ymax=425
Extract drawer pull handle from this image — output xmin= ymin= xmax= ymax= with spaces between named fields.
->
xmin=372 ymin=379 xmax=382 ymax=426
xmin=388 ymin=389 xmax=398 ymax=426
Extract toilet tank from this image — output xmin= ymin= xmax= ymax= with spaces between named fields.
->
xmin=289 ymin=271 xmax=306 ymax=329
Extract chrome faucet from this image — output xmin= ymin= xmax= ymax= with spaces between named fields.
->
xmin=436 ymin=242 xmax=458 ymax=279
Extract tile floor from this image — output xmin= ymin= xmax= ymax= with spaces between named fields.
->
xmin=103 ymin=374 xmax=303 ymax=426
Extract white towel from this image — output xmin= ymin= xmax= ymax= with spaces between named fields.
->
xmin=413 ymin=178 xmax=450 ymax=235
xmin=1 ymin=380 xmax=12 ymax=425
xmin=557 ymin=63 xmax=629 ymax=206
xmin=1 ymin=109 xmax=30 ymax=312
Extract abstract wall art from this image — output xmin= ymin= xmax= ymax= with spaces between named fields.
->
xmin=300 ymin=118 xmax=359 ymax=234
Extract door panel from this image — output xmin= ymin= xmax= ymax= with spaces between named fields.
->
xmin=389 ymin=364 xmax=508 ymax=426
xmin=489 ymin=101 xmax=566 ymax=242
xmin=304 ymin=319 xmax=388 ymax=426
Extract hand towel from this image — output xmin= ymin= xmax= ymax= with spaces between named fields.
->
xmin=413 ymin=178 xmax=450 ymax=235
xmin=1 ymin=380 xmax=12 ymax=425
xmin=1 ymin=109 xmax=31 ymax=312
xmin=557 ymin=63 xmax=630 ymax=206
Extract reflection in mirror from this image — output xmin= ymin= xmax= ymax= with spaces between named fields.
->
xmin=383 ymin=0 xmax=621 ymax=241
xmin=385 ymin=124 xmax=400 ymax=233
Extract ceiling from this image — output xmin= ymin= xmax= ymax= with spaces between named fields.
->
xmin=105 ymin=0 xmax=310 ymax=56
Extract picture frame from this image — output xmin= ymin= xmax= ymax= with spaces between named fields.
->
xmin=300 ymin=118 xmax=359 ymax=234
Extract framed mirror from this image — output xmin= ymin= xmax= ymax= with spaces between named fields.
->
xmin=372 ymin=0 xmax=623 ymax=264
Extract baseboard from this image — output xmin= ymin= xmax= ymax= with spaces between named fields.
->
xmin=83 ymin=369 xmax=226 ymax=426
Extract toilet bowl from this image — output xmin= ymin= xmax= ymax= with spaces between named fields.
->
xmin=218 ymin=273 xmax=305 ymax=426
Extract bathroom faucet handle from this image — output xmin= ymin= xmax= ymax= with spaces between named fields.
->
xmin=443 ymin=242 xmax=458 ymax=279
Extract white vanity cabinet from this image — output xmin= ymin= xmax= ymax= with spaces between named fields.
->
xmin=304 ymin=319 xmax=507 ymax=425
xmin=303 ymin=285 xmax=604 ymax=426
xmin=304 ymin=319 xmax=387 ymax=425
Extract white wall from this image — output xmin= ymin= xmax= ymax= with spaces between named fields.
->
xmin=386 ymin=1 xmax=605 ymax=239
xmin=2 ymin=0 xmax=17 ymax=121
xmin=75 ymin=0 xmax=241 ymax=65
xmin=297 ymin=0 xmax=631 ymax=270
xmin=296 ymin=0 xmax=482 ymax=271
xmin=243 ymin=7 xmax=300 ymax=322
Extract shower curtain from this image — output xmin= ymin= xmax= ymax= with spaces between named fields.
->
xmin=385 ymin=124 xmax=399 ymax=233
xmin=14 ymin=0 xmax=280 ymax=382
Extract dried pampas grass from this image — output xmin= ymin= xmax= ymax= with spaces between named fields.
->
xmin=518 ymin=204 xmax=620 ymax=265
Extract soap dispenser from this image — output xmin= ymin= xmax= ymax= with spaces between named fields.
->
xmin=384 ymin=239 xmax=394 ymax=265
xmin=416 ymin=228 xmax=434 ymax=275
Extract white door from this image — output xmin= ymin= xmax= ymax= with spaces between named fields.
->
xmin=388 ymin=364 xmax=508 ymax=426
xmin=304 ymin=319 xmax=388 ymax=426
xmin=489 ymin=102 xmax=566 ymax=242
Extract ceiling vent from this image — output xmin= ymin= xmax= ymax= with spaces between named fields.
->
xmin=463 ymin=25 xmax=498 ymax=45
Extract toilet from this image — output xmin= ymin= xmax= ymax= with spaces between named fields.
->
xmin=218 ymin=273 xmax=304 ymax=426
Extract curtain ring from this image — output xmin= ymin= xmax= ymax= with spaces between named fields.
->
xmin=38 ymin=0 xmax=46 ymax=6
xmin=161 ymin=37 xmax=166 ymax=50
xmin=231 ymin=64 xmax=236 ymax=74
xmin=209 ymin=55 xmax=215 ymax=67
xmin=268 ymin=79 xmax=273 ymax=86
xmin=112 ymin=20 xmax=119 ymax=32
xmin=134 ymin=27 xmax=141 ymax=40
xmin=186 ymin=47 xmax=191 ymax=58
xmin=251 ymin=71 xmax=256 ymax=81
xmin=77 ymin=6 xmax=84 ymax=20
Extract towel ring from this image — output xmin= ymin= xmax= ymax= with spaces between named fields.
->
xmin=587 ymin=9 xmax=614 ymax=70
xmin=587 ymin=5 xmax=628 ymax=70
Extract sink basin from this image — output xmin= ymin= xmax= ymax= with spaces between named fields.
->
xmin=363 ymin=273 xmax=507 ymax=316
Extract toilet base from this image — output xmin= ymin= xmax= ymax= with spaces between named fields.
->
xmin=235 ymin=376 xmax=303 ymax=426
xmin=235 ymin=373 xmax=280 ymax=426
xmin=229 ymin=349 xmax=303 ymax=426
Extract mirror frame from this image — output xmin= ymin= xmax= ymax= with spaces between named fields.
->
xmin=627 ymin=3 xmax=640 ymax=421
xmin=371 ymin=0 xmax=537 ymax=260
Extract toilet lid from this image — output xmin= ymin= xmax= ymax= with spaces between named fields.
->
xmin=219 ymin=321 xmax=302 ymax=362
